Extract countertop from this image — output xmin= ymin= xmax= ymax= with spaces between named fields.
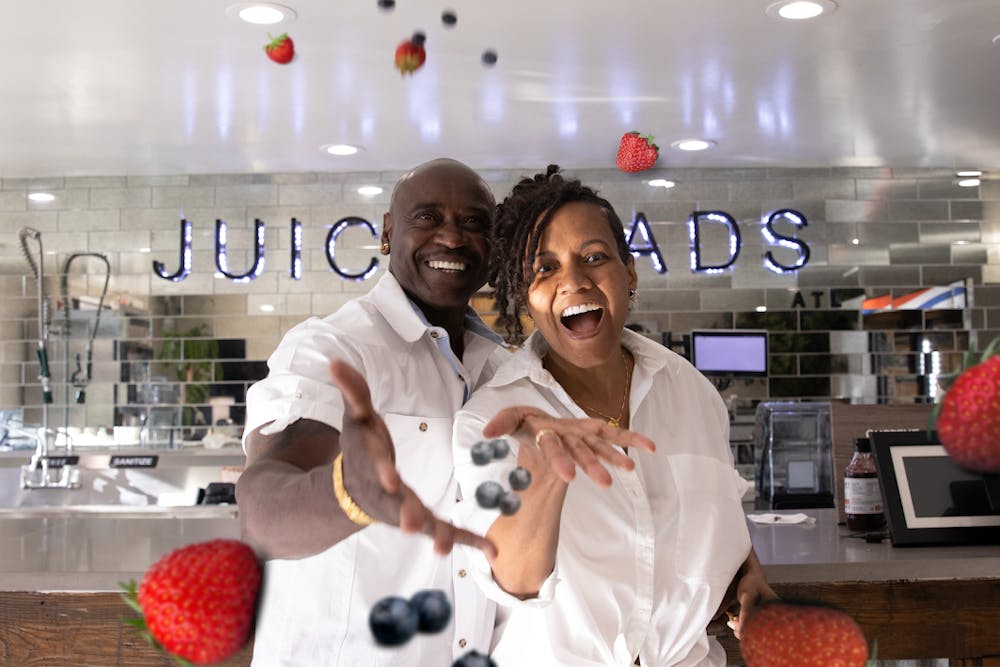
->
xmin=2 ymin=507 xmax=998 ymax=592
xmin=747 ymin=508 xmax=1000 ymax=583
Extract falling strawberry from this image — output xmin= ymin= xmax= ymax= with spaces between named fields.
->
xmin=120 ymin=539 xmax=263 ymax=665
xmin=933 ymin=337 xmax=1000 ymax=473
xmin=740 ymin=599 xmax=871 ymax=667
xmin=394 ymin=37 xmax=426 ymax=75
xmin=264 ymin=33 xmax=295 ymax=65
xmin=616 ymin=131 xmax=659 ymax=173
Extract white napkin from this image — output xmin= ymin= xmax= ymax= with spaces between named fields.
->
xmin=746 ymin=512 xmax=816 ymax=526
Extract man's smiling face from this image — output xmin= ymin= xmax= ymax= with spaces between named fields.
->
xmin=383 ymin=159 xmax=496 ymax=315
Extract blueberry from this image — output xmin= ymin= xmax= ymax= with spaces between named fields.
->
xmin=369 ymin=596 xmax=419 ymax=646
xmin=453 ymin=650 xmax=498 ymax=667
xmin=441 ymin=9 xmax=457 ymax=26
xmin=508 ymin=466 xmax=532 ymax=491
xmin=470 ymin=440 xmax=495 ymax=466
xmin=499 ymin=491 xmax=521 ymax=516
xmin=411 ymin=31 xmax=427 ymax=47
xmin=475 ymin=481 xmax=504 ymax=509
xmin=481 ymin=49 xmax=498 ymax=66
xmin=490 ymin=438 xmax=510 ymax=460
xmin=376 ymin=0 xmax=395 ymax=9
xmin=409 ymin=589 xmax=452 ymax=633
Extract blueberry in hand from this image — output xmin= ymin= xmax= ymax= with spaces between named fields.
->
xmin=470 ymin=440 xmax=495 ymax=465
xmin=409 ymin=589 xmax=452 ymax=633
xmin=475 ymin=481 xmax=504 ymax=509
xmin=490 ymin=438 xmax=510 ymax=460
xmin=453 ymin=649 xmax=498 ymax=667
xmin=508 ymin=466 xmax=531 ymax=491
xmin=369 ymin=596 xmax=419 ymax=646
xmin=499 ymin=491 xmax=521 ymax=516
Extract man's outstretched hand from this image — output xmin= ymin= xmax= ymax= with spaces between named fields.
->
xmin=329 ymin=360 xmax=497 ymax=559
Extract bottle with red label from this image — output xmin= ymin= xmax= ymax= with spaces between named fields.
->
xmin=844 ymin=437 xmax=885 ymax=532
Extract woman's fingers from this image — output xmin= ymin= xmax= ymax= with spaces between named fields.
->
xmin=563 ymin=434 xmax=613 ymax=487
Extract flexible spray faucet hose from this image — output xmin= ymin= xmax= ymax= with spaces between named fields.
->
xmin=61 ymin=252 xmax=112 ymax=404
xmin=17 ymin=228 xmax=53 ymax=406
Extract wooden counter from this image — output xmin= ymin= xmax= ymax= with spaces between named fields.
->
xmin=1 ymin=508 xmax=997 ymax=665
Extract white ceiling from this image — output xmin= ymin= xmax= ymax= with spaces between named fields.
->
xmin=6 ymin=0 xmax=1000 ymax=178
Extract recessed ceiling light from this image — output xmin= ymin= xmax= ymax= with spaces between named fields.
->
xmin=322 ymin=143 xmax=361 ymax=156
xmin=647 ymin=179 xmax=676 ymax=189
xmin=226 ymin=3 xmax=297 ymax=25
xmin=850 ymin=237 xmax=860 ymax=245
xmin=670 ymin=139 xmax=716 ymax=152
xmin=957 ymin=178 xmax=981 ymax=188
xmin=755 ymin=306 xmax=768 ymax=313
xmin=139 ymin=247 xmax=152 ymax=253
xmin=956 ymin=170 xmax=982 ymax=177
xmin=357 ymin=186 xmax=383 ymax=196
xmin=766 ymin=0 xmax=837 ymax=20
xmin=260 ymin=304 xmax=275 ymax=312
xmin=28 ymin=192 xmax=55 ymax=202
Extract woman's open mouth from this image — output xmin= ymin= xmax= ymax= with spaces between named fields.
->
xmin=560 ymin=303 xmax=604 ymax=338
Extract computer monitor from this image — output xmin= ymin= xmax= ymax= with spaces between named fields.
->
xmin=690 ymin=329 xmax=768 ymax=377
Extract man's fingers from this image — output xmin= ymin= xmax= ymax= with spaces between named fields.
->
xmin=431 ymin=519 xmax=455 ymax=556
xmin=328 ymin=360 xmax=376 ymax=421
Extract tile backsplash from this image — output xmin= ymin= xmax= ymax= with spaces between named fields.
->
xmin=1 ymin=166 xmax=998 ymax=440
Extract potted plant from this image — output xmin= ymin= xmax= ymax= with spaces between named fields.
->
xmin=158 ymin=323 xmax=223 ymax=431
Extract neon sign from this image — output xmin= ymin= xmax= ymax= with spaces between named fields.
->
xmin=152 ymin=209 xmax=811 ymax=282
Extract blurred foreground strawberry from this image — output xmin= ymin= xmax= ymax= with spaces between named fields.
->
xmin=264 ymin=33 xmax=295 ymax=64
xmin=120 ymin=539 xmax=262 ymax=665
xmin=395 ymin=35 xmax=426 ymax=75
xmin=740 ymin=599 xmax=871 ymax=667
xmin=933 ymin=337 xmax=1000 ymax=473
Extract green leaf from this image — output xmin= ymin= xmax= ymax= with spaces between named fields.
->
xmin=981 ymin=336 xmax=1000 ymax=362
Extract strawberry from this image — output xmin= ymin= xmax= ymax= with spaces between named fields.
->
xmin=615 ymin=131 xmax=659 ymax=173
xmin=740 ymin=599 xmax=870 ymax=667
xmin=120 ymin=539 xmax=262 ymax=665
xmin=933 ymin=337 xmax=1000 ymax=473
xmin=264 ymin=33 xmax=295 ymax=65
xmin=394 ymin=37 xmax=426 ymax=75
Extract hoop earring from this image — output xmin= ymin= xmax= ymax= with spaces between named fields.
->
xmin=628 ymin=289 xmax=638 ymax=302
xmin=380 ymin=241 xmax=390 ymax=255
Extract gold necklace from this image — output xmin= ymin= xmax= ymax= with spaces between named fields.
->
xmin=572 ymin=348 xmax=632 ymax=427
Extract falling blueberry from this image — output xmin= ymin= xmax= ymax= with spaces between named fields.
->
xmin=377 ymin=0 xmax=395 ymax=9
xmin=453 ymin=650 xmax=498 ymax=667
xmin=475 ymin=481 xmax=504 ymax=509
xmin=409 ymin=589 xmax=452 ymax=633
xmin=491 ymin=438 xmax=510 ymax=460
xmin=411 ymin=30 xmax=427 ymax=46
xmin=470 ymin=440 xmax=495 ymax=465
xmin=481 ymin=49 xmax=498 ymax=66
xmin=369 ymin=596 xmax=419 ymax=646
xmin=508 ymin=466 xmax=532 ymax=491
xmin=499 ymin=491 xmax=521 ymax=516
xmin=441 ymin=9 xmax=457 ymax=26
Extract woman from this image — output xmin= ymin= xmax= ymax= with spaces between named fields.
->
xmin=453 ymin=166 xmax=773 ymax=666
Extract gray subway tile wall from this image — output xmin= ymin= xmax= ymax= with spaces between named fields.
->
xmin=1 ymin=166 xmax=998 ymax=433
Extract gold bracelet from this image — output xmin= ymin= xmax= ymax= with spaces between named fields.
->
xmin=332 ymin=452 xmax=376 ymax=527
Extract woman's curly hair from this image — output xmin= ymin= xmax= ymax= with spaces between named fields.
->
xmin=490 ymin=164 xmax=630 ymax=345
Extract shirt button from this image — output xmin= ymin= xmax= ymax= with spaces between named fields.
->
xmin=458 ymin=639 xmax=467 ymax=648
xmin=458 ymin=569 xmax=467 ymax=578
xmin=419 ymin=422 xmax=428 ymax=432
xmin=294 ymin=391 xmax=302 ymax=398
xmin=430 ymin=331 xmax=439 ymax=339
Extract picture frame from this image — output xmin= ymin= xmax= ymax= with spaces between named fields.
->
xmin=869 ymin=429 xmax=1000 ymax=546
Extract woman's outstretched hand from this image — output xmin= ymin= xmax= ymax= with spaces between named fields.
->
xmin=330 ymin=360 xmax=497 ymax=559
xmin=482 ymin=406 xmax=656 ymax=487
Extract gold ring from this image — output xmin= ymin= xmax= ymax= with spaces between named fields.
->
xmin=534 ymin=428 xmax=556 ymax=450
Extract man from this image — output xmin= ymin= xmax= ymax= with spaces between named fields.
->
xmin=236 ymin=158 xmax=508 ymax=666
